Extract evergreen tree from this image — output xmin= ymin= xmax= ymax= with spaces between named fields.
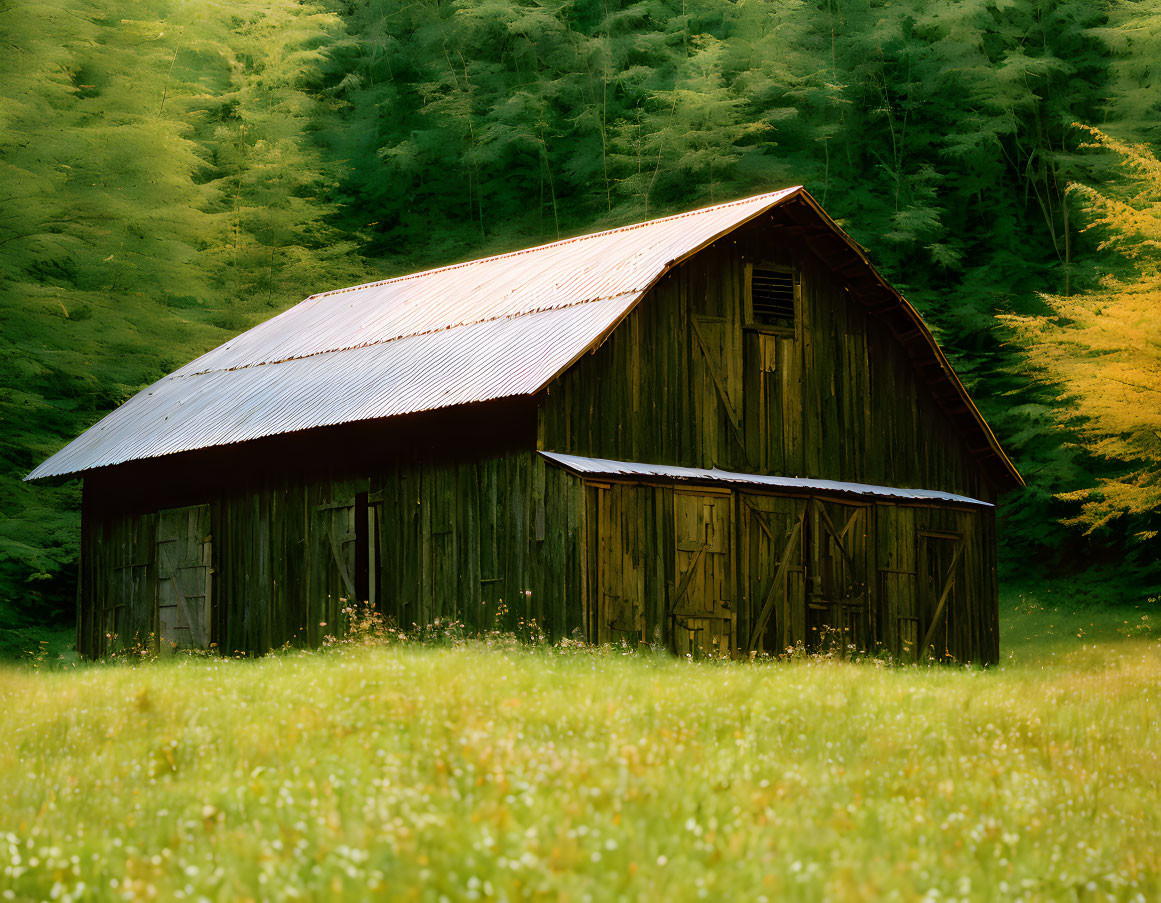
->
xmin=1100 ymin=0 xmax=1161 ymax=144
xmin=0 ymin=0 xmax=365 ymax=645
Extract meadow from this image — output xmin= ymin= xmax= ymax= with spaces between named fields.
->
xmin=1 ymin=589 xmax=1158 ymax=902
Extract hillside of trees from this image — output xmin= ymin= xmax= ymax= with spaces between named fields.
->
xmin=2 ymin=0 xmax=1158 ymax=644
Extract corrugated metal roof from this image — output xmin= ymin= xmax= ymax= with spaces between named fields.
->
xmin=540 ymin=452 xmax=993 ymax=508
xmin=170 ymin=186 xmax=801 ymax=379
xmin=27 ymin=185 xmax=1021 ymax=487
xmin=31 ymin=297 xmax=638 ymax=477
xmin=28 ymin=188 xmax=801 ymax=480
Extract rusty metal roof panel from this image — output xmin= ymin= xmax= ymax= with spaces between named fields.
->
xmin=29 ymin=189 xmax=802 ymax=480
xmin=540 ymin=451 xmax=993 ymax=508
xmin=27 ymin=295 xmax=636 ymax=479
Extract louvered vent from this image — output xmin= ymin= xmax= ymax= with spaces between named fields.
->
xmin=751 ymin=267 xmax=796 ymax=328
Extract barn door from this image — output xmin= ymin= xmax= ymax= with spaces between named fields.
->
xmin=672 ymin=490 xmax=734 ymax=656
xmin=593 ymin=484 xmax=644 ymax=644
xmin=874 ymin=505 xmax=920 ymax=659
xmin=690 ymin=315 xmax=745 ymax=461
xmin=918 ymin=532 xmax=965 ymax=660
xmin=807 ymin=499 xmax=871 ymax=654
xmin=742 ymin=496 xmax=807 ymax=653
xmin=313 ymin=497 xmax=358 ymax=638
xmin=312 ymin=487 xmax=382 ymax=642
xmin=356 ymin=490 xmax=380 ymax=611
xmin=105 ymin=513 xmax=156 ymax=652
xmin=156 ymin=505 xmax=212 ymax=651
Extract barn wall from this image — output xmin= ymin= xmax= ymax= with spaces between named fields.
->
xmin=211 ymin=474 xmax=356 ymax=655
xmin=78 ymin=483 xmax=157 ymax=657
xmin=540 ymin=215 xmax=998 ymax=502
xmin=580 ymin=477 xmax=998 ymax=664
xmin=78 ymin=474 xmax=361 ymax=656
xmin=375 ymin=451 xmax=586 ymax=639
xmin=79 ymin=463 xmax=996 ymax=662
xmin=77 ymin=444 xmax=587 ymax=657
xmin=210 ymin=452 xmax=588 ymax=654
xmin=75 ymin=399 xmax=573 ymax=657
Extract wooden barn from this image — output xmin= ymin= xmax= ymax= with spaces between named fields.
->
xmin=29 ymin=187 xmax=1022 ymax=662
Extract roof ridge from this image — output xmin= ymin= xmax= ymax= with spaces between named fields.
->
xmin=305 ymin=187 xmax=802 ymax=302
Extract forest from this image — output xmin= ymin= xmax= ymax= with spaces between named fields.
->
xmin=1 ymin=0 xmax=1158 ymax=649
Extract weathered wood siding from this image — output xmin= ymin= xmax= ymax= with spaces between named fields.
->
xmin=78 ymin=489 xmax=156 ymax=657
xmin=77 ymin=447 xmax=586 ymax=657
xmin=577 ymin=478 xmax=998 ymax=663
xmin=375 ymin=451 xmax=585 ymax=637
xmin=540 ymin=217 xmax=997 ymax=502
xmin=537 ymin=216 xmax=1001 ymax=661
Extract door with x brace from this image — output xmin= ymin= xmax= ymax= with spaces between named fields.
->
xmin=807 ymin=498 xmax=871 ymax=654
xmin=918 ymin=531 xmax=965 ymax=660
xmin=156 ymin=505 xmax=212 ymax=651
xmin=672 ymin=490 xmax=734 ymax=656
xmin=741 ymin=495 xmax=807 ymax=654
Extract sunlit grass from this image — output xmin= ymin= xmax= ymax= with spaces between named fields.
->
xmin=2 ymin=602 xmax=1159 ymax=902
xmin=1001 ymin=577 xmax=1158 ymax=665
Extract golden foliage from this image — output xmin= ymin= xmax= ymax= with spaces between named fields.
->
xmin=1002 ymin=125 xmax=1161 ymax=537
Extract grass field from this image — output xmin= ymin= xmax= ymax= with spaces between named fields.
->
xmin=1 ymin=587 xmax=1159 ymax=902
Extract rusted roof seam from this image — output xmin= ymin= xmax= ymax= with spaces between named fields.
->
xmin=169 ymin=290 xmax=643 ymax=381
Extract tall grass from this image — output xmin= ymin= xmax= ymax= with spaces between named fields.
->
xmin=1 ymin=605 xmax=1159 ymax=901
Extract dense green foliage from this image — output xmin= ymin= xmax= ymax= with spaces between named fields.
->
xmin=0 ymin=0 xmax=368 ymax=633
xmin=3 ymin=596 xmax=1161 ymax=901
xmin=2 ymin=0 xmax=1158 ymax=640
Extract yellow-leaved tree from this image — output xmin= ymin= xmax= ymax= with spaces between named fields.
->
xmin=1004 ymin=124 xmax=1161 ymax=540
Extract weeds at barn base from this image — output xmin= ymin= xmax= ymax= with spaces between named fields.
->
xmin=26 ymin=600 xmax=980 ymax=672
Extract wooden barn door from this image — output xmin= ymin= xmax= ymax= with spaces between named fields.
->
xmin=672 ymin=490 xmax=734 ymax=656
xmin=918 ymin=531 xmax=965 ymax=660
xmin=97 ymin=513 xmax=157 ymax=654
xmin=874 ymin=504 xmax=920 ymax=659
xmin=690 ymin=315 xmax=745 ymax=465
xmin=355 ymin=490 xmax=380 ymax=612
xmin=807 ymin=499 xmax=871 ymax=654
xmin=741 ymin=496 xmax=807 ymax=654
xmin=312 ymin=485 xmax=383 ymax=643
xmin=593 ymin=484 xmax=645 ymax=645
xmin=156 ymin=505 xmax=212 ymax=650
xmin=312 ymin=495 xmax=358 ymax=640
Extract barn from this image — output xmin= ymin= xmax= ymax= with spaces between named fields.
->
xmin=28 ymin=187 xmax=1022 ymax=662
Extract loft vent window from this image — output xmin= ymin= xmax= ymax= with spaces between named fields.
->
xmin=749 ymin=265 xmax=797 ymax=330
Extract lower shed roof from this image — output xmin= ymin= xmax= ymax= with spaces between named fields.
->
xmin=539 ymin=452 xmax=993 ymax=508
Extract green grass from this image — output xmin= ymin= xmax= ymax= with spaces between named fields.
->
xmin=1001 ymin=576 xmax=1159 ymax=663
xmin=0 ymin=602 xmax=74 ymax=662
xmin=1 ymin=596 xmax=1159 ymax=902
